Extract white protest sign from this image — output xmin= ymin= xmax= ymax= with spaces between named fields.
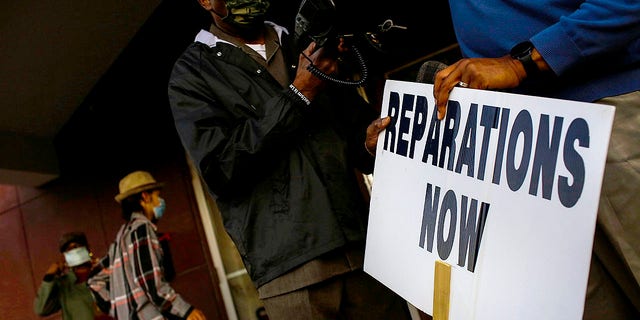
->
xmin=364 ymin=80 xmax=615 ymax=320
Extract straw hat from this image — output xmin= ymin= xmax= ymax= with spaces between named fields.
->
xmin=115 ymin=171 xmax=164 ymax=203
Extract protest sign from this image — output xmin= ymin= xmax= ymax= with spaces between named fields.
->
xmin=364 ymin=80 xmax=615 ymax=320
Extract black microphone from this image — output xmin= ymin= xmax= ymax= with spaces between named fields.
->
xmin=416 ymin=60 xmax=448 ymax=84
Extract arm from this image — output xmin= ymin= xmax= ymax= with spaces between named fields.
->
xmin=532 ymin=0 xmax=640 ymax=74
xmin=365 ymin=116 xmax=392 ymax=158
xmin=434 ymin=0 xmax=640 ymax=119
xmin=168 ymin=42 xmax=341 ymax=198
xmin=433 ymin=55 xmax=538 ymax=119
xmin=87 ymin=252 xmax=112 ymax=315
xmin=291 ymin=41 xmax=340 ymax=102
xmin=168 ymin=63 xmax=305 ymax=198
xmin=33 ymin=263 xmax=63 ymax=316
xmin=130 ymin=223 xmax=194 ymax=318
xmin=87 ymin=244 xmax=113 ymax=293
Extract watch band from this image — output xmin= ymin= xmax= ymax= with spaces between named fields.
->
xmin=510 ymin=41 xmax=539 ymax=77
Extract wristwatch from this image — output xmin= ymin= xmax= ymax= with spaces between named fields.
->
xmin=510 ymin=41 xmax=539 ymax=77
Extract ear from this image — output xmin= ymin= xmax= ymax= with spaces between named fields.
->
xmin=140 ymin=191 xmax=152 ymax=203
xmin=198 ymin=0 xmax=212 ymax=10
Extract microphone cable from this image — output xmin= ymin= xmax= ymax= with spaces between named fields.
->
xmin=303 ymin=45 xmax=369 ymax=87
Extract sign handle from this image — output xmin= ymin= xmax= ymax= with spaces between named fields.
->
xmin=433 ymin=260 xmax=451 ymax=320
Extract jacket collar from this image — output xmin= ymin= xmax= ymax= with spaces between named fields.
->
xmin=130 ymin=212 xmax=157 ymax=230
xmin=195 ymin=21 xmax=289 ymax=48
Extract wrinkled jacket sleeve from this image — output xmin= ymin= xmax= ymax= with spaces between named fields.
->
xmin=131 ymin=223 xmax=192 ymax=318
xmin=168 ymin=45 xmax=310 ymax=198
xmin=532 ymin=0 xmax=640 ymax=74
xmin=33 ymin=278 xmax=61 ymax=316
xmin=87 ymin=249 xmax=112 ymax=314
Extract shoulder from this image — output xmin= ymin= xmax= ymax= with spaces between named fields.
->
xmin=169 ymin=31 xmax=235 ymax=82
xmin=173 ymin=41 xmax=212 ymax=68
xmin=126 ymin=215 xmax=157 ymax=234
xmin=125 ymin=223 xmax=159 ymax=249
xmin=172 ymin=30 xmax=222 ymax=67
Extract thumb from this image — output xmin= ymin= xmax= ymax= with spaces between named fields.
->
xmin=370 ymin=116 xmax=391 ymax=135
xmin=377 ymin=116 xmax=391 ymax=130
xmin=365 ymin=116 xmax=391 ymax=156
xmin=303 ymin=41 xmax=317 ymax=56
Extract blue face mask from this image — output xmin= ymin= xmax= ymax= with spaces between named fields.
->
xmin=153 ymin=198 xmax=166 ymax=220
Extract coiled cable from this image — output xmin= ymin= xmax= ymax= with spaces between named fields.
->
xmin=305 ymin=45 xmax=368 ymax=87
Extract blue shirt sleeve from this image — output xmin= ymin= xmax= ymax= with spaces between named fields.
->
xmin=532 ymin=0 xmax=640 ymax=74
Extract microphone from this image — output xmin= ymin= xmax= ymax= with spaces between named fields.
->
xmin=416 ymin=60 xmax=448 ymax=84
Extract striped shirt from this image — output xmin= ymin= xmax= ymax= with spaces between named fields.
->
xmin=88 ymin=213 xmax=192 ymax=319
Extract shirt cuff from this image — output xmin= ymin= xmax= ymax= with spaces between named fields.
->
xmin=43 ymin=274 xmax=56 ymax=282
xmin=288 ymin=84 xmax=311 ymax=106
xmin=169 ymin=295 xmax=192 ymax=318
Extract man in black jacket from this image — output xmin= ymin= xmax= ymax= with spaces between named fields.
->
xmin=168 ymin=0 xmax=409 ymax=319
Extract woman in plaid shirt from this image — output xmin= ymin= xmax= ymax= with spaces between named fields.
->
xmin=88 ymin=171 xmax=206 ymax=320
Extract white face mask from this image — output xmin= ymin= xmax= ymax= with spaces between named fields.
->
xmin=64 ymin=247 xmax=91 ymax=267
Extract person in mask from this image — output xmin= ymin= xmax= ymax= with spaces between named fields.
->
xmin=167 ymin=0 xmax=407 ymax=319
xmin=34 ymin=231 xmax=107 ymax=319
xmin=87 ymin=171 xmax=206 ymax=320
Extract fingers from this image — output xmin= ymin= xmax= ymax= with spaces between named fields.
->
xmin=298 ymin=43 xmax=339 ymax=80
xmin=376 ymin=116 xmax=391 ymax=131
xmin=196 ymin=309 xmax=207 ymax=320
xmin=294 ymin=41 xmax=325 ymax=95
xmin=187 ymin=309 xmax=206 ymax=320
xmin=432 ymin=57 xmax=526 ymax=121
xmin=336 ymin=37 xmax=350 ymax=54
xmin=47 ymin=261 xmax=67 ymax=276
xmin=365 ymin=117 xmax=391 ymax=156
xmin=367 ymin=116 xmax=391 ymax=136
xmin=433 ymin=63 xmax=465 ymax=120
xmin=46 ymin=262 xmax=61 ymax=275
xmin=303 ymin=41 xmax=317 ymax=56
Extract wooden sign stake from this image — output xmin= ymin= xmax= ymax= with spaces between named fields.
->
xmin=433 ymin=260 xmax=451 ymax=320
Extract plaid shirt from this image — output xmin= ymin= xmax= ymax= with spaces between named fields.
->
xmin=88 ymin=213 xmax=192 ymax=319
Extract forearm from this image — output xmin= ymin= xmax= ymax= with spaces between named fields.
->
xmin=33 ymin=280 xmax=60 ymax=316
xmin=133 ymin=225 xmax=192 ymax=318
xmin=170 ymin=82 xmax=309 ymax=197
xmin=531 ymin=0 xmax=640 ymax=74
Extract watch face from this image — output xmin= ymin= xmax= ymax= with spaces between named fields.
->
xmin=511 ymin=41 xmax=533 ymax=59
xmin=510 ymin=40 xmax=540 ymax=76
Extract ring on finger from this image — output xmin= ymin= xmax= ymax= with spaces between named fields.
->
xmin=458 ymin=81 xmax=469 ymax=88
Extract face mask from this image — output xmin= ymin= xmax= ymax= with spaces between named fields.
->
xmin=222 ymin=0 xmax=270 ymax=27
xmin=64 ymin=247 xmax=91 ymax=267
xmin=153 ymin=197 xmax=166 ymax=220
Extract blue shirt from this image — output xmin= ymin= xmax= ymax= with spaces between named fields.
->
xmin=449 ymin=0 xmax=640 ymax=102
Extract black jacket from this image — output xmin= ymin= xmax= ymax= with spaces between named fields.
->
xmin=168 ymin=23 xmax=377 ymax=287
